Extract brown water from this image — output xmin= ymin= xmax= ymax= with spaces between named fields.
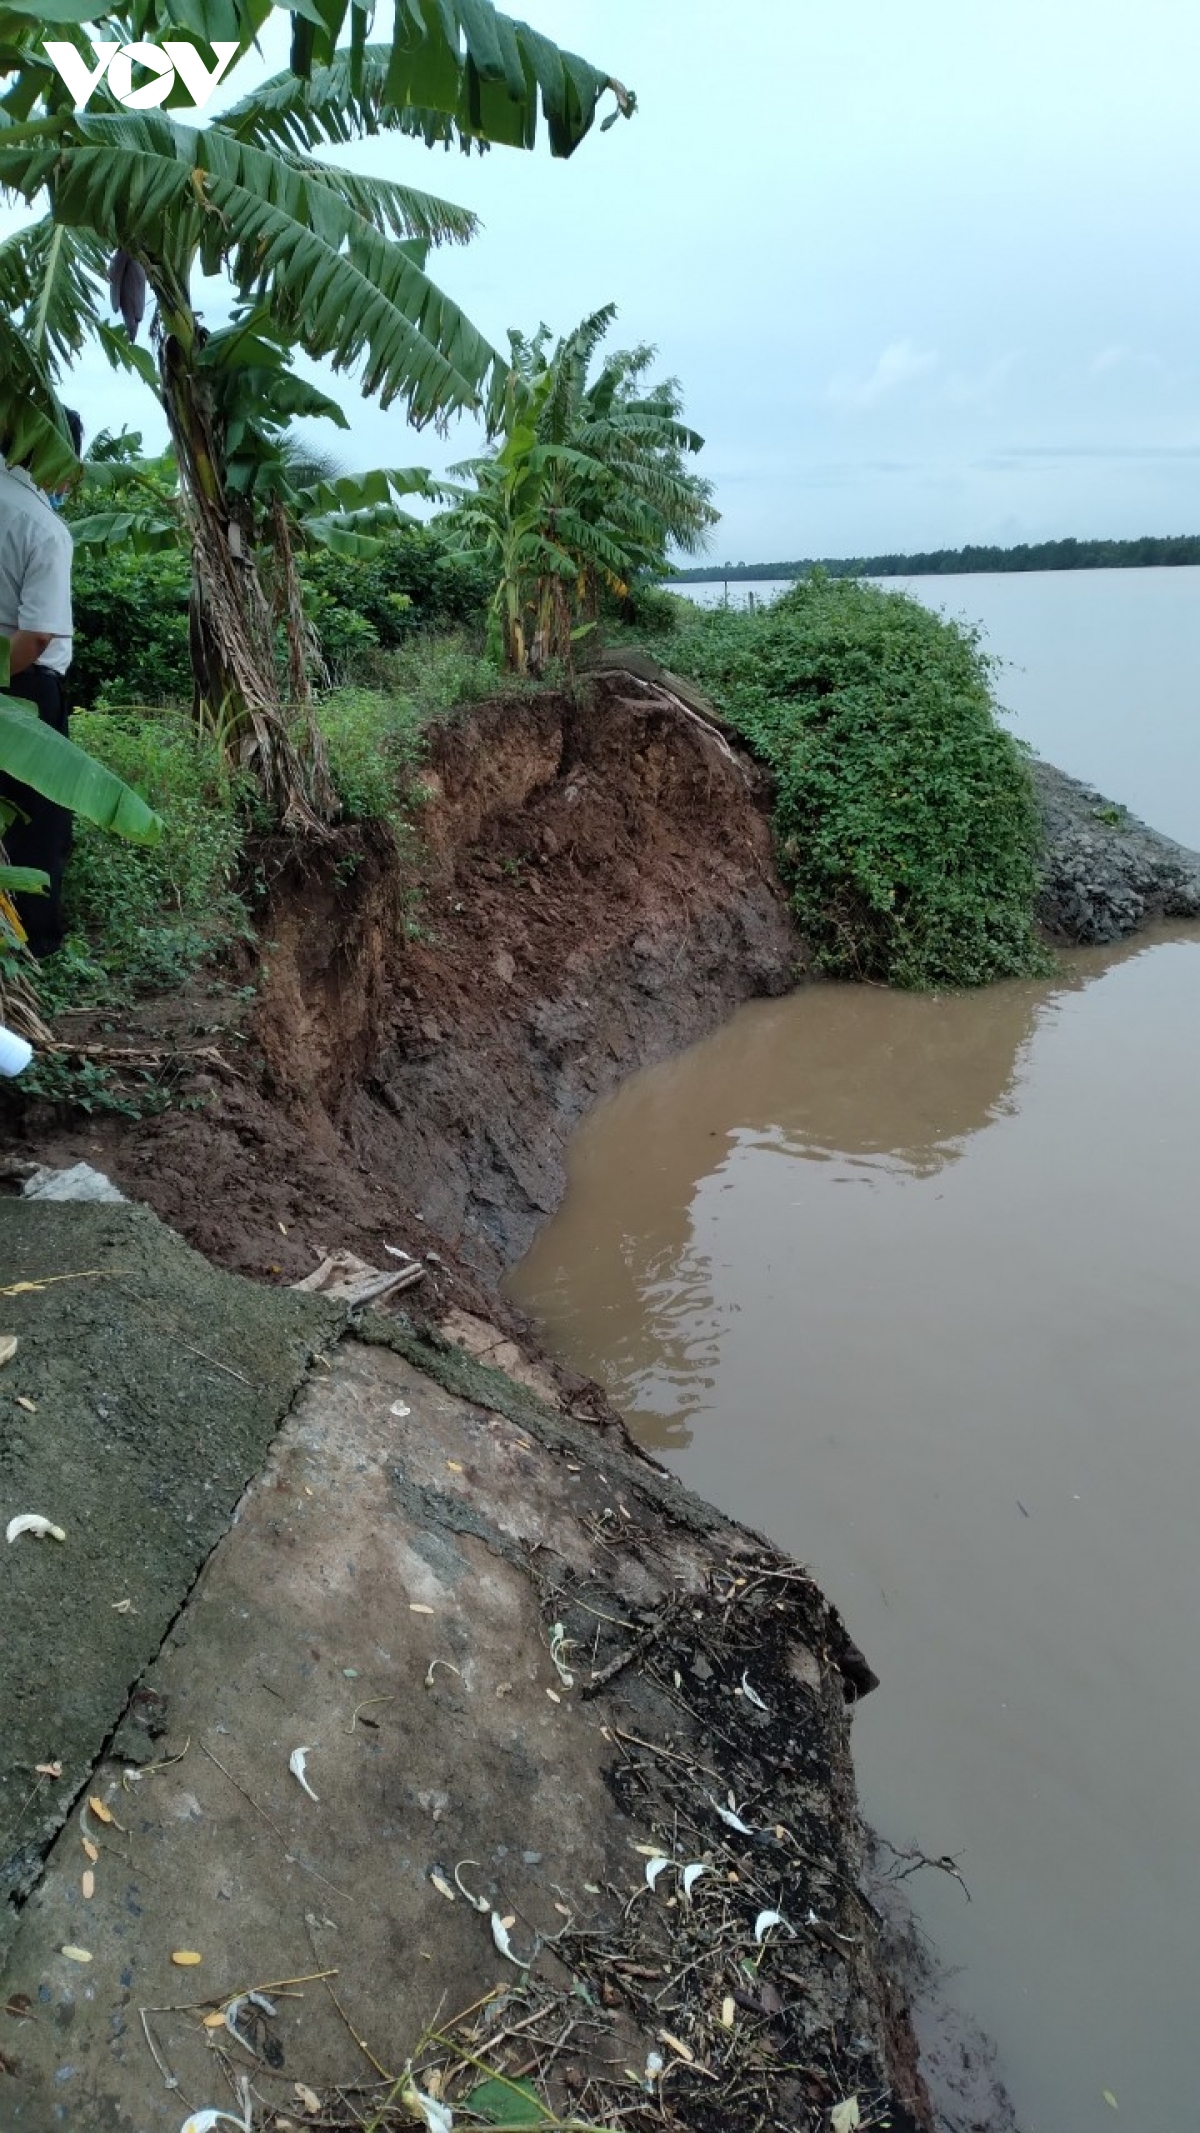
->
xmin=509 ymin=928 xmax=1200 ymax=2133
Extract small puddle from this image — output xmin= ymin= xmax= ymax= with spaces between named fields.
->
xmin=509 ymin=926 xmax=1200 ymax=2133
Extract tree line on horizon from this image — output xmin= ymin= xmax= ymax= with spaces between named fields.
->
xmin=671 ymin=533 xmax=1200 ymax=582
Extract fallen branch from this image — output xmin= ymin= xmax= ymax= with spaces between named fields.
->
xmin=40 ymin=1039 xmax=247 ymax=1082
xmin=611 ymin=669 xmax=744 ymax=769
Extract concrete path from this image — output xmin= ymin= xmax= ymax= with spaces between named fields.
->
xmin=1 ymin=1203 xmax=925 ymax=2133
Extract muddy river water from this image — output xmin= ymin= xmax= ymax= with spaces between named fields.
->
xmin=510 ymin=925 xmax=1200 ymax=2131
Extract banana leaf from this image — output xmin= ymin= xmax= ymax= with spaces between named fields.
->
xmin=0 ymin=696 xmax=162 ymax=844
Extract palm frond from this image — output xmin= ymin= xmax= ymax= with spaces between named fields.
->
xmin=0 ymin=112 xmax=505 ymax=422
xmin=0 ymin=215 xmax=107 ymax=363
xmin=0 ymin=313 xmax=78 ymax=488
xmin=0 ymin=0 xmax=634 ymax=159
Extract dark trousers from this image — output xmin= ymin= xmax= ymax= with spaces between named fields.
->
xmin=0 ymin=663 xmax=73 ymax=956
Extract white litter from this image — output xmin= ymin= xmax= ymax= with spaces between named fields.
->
xmin=403 ymin=2085 xmax=453 ymax=2133
xmin=707 ymin=1793 xmax=756 ymax=1835
xmin=740 ymin=1671 xmax=769 ymax=1711
xmin=490 ymin=1910 xmax=533 ymax=1968
xmin=22 ymin=1161 xmax=124 ymax=1203
xmin=453 ymin=1860 xmax=490 ymax=1912
xmin=224 ymin=1992 xmax=276 ymax=2058
xmin=645 ymin=1855 xmax=673 ymax=1890
xmin=548 ymin=1623 xmax=575 ymax=1689
xmin=754 ymin=1909 xmax=790 ymax=1942
xmin=682 ymin=1863 xmax=712 ymax=1899
xmin=288 ymin=1747 xmax=319 ymax=1801
xmin=643 ymin=2050 xmax=665 ymax=2090
xmin=6 ymin=1514 xmax=66 ymax=1544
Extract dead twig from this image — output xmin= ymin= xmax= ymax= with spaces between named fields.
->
xmin=873 ymin=1835 xmax=972 ymax=1901
xmin=581 ymin=1603 xmax=679 ymax=1701
xmin=42 ymin=1038 xmax=247 ymax=1082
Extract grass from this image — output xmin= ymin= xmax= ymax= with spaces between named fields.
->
xmin=40 ymin=706 xmax=252 ymax=1012
xmin=30 ymin=636 xmax=513 ymax=1028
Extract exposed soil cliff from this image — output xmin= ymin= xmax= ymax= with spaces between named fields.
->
xmin=2 ymin=676 xmax=799 ymax=1314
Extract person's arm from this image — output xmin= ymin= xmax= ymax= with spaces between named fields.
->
xmin=10 ymin=521 xmax=72 ymax=678
xmin=5 ymin=628 xmax=53 ymax=676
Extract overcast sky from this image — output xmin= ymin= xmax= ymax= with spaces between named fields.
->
xmin=9 ymin=0 xmax=1200 ymax=559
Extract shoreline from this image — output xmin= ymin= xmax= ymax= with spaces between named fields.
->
xmin=3 ymin=667 xmax=1198 ymax=2126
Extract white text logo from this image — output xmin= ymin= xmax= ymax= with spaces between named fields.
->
xmin=42 ymin=39 xmax=239 ymax=112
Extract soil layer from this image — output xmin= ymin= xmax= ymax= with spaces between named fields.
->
xmin=0 ymin=679 xmax=799 ymax=1333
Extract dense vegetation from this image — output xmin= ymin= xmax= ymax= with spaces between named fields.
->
xmin=0 ymin=0 xmax=634 ymax=1040
xmin=0 ymin=1 xmax=1060 ymax=1063
xmin=0 ymin=3 xmax=632 ymax=837
xmin=657 ymin=576 xmax=1051 ymax=990
xmin=70 ymin=501 xmax=493 ymax=713
xmin=672 ymin=533 xmax=1200 ymax=582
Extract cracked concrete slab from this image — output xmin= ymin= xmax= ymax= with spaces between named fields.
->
xmin=1 ymin=1321 xmax=925 ymax=2132
xmin=0 ymin=1201 xmax=338 ymax=1954
xmin=0 ymin=1202 xmax=928 ymax=2133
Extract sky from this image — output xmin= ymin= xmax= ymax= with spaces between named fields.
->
xmin=8 ymin=0 xmax=1200 ymax=560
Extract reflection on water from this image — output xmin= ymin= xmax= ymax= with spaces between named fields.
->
xmin=515 ymin=933 xmax=1157 ymax=1453
xmin=509 ymin=928 xmax=1200 ymax=2133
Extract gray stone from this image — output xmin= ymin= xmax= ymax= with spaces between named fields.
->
xmin=1031 ymin=759 xmax=1200 ymax=945
xmin=21 ymin=1162 xmax=126 ymax=1204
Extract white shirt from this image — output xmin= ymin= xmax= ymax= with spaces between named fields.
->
xmin=0 ymin=454 xmax=74 ymax=676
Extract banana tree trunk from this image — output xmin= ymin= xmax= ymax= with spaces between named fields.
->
xmin=529 ymin=573 xmax=572 ymax=675
xmin=156 ymin=316 xmax=335 ymax=832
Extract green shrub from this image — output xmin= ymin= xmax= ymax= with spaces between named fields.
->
xmin=668 ymin=575 xmax=1051 ymax=989
xmin=616 ymin=581 xmax=692 ymax=636
xmin=69 ymin=521 xmax=492 ymax=710
xmin=314 ymin=636 xmax=513 ymax=821
xmin=353 ymin=633 xmax=509 ymax=722
xmin=42 ymin=709 xmax=250 ymax=1005
xmin=71 ymin=547 xmax=192 ymax=711
xmin=302 ymin=523 xmax=491 ymax=678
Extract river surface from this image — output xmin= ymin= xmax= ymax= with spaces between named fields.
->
xmin=675 ymin=565 xmax=1200 ymax=848
xmin=513 ymin=573 xmax=1200 ymax=2133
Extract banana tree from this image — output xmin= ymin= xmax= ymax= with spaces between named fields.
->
xmin=0 ymin=92 xmax=495 ymax=822
xmin=0 ymin=6 xmax=633 ymax=818
xmin=71 ymin=329 xmax=435 ymax=720
xmin=444 ymin=308 xmax=718 ymax=672
xmin=0 ymin=0 xmax=633 ymax=160
xmin=0 ymin=2 xmax=635 ymax=509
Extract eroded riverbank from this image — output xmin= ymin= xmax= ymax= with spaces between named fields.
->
xmin=509 ymin=923 xmax=1200 ymax=2133
xmin=3 ymin=672 xmax=1198 ymax=2127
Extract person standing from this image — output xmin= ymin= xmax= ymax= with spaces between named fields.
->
xmin=0 ymin=409 xmax=82 ymax=956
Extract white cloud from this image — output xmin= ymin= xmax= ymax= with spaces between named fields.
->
xmin=826 ymin=339 xmax=939 ymax=411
